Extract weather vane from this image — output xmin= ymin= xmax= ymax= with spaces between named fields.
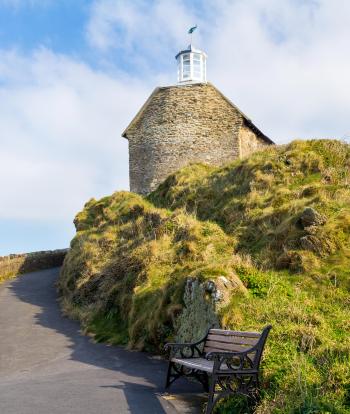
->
xmin=188 ymin=24 xmax=197 ymax=45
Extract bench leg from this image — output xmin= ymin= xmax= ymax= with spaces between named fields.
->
xmin=247 ymin=375 xmax=260 ymax=406
xmin=202 ymin=372 xmax=209 ymax=393
xmin=205 ymin=376 xmax=217 ymax=414
xmin=165 ymin=361 xmax=172 ymax=389
xmin=165 ymin=361 xmax=183 ymax=390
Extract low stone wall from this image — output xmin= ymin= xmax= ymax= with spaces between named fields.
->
xmin=0 ymin=249 xmax=68 ymax=281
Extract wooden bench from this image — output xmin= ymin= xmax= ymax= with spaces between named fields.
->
xmin=164 ymin=325 xmax=272 ymax=414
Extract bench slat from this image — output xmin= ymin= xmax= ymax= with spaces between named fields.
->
xmin=207 ymin=334 xmax=258 ymax=346
xmin=205 ymin=340 xmax=254 ymax=352
xmin=204 ymin=342 xmax=254 ymax=353
xmin=171 ymin=357 xmax=215 ymax=373
xmin=209 ymin=328 xmax=260 ymax=338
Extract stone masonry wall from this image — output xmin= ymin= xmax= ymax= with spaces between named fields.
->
xmin=126 ymin=83 xmax=243 ymax=194
xmin=239 ymin=123 xmax=269 ymax=158
xmin=125 ymin=83 xmax=271 ymax=194
xmin=0 ymin=249 xmax=68 ymax=282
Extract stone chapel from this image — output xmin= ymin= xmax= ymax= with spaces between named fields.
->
xmin=122 ymin=43 xmax=274 ymax=195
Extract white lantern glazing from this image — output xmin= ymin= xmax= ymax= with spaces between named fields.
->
xmin=175 ymin=45 xmax=207 ymax=84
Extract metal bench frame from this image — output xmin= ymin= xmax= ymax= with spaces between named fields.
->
xmin=164 ymin=325 xmax=272 ymax=414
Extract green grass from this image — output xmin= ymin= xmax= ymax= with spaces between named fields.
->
xmin=59 ymin=192 xmax=246 ymax=351
xmin=0 ymin=272 xmax=18 ymax=284
xmin=58 ymin=140 xmax=350 ymax=413
xmin=0 ymin=258 xmax=27 ymax=284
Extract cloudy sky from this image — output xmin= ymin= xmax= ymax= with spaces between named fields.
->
xmin=0 ymin=0 xmax=349 ymax=255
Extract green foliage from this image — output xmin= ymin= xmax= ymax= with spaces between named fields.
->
xmin=0 ymin=272 xmax=18 ymax=284
xmin=59 ymin=140 xmax=350 ymax=413
xmin=149 ymin=139 xmax=350 ymax=272
xmin=58 ymin=192 xmax=245 ymax=351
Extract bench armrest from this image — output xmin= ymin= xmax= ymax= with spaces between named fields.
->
xmin=206 ymin=348 xmax=256 ymax=372
xmin=164 ymin=342 xmax=194 ymax=350
xmin=164 ymin=335 xmax=207 ymax=358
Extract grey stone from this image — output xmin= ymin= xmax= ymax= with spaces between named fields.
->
xmin=175 ymin=279 xmax=219 ymax=344
xmin=299 ymin=208 xmax=327 ymax=228
xmin=122 ymin=83 xmax=273 ymax=195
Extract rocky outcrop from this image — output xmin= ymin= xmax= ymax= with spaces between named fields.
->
xmin=299 ymin=207 xmax=327 ymax=228
xmin=175 ymin=275 xmax=245 ymax=343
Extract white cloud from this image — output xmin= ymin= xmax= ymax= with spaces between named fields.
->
xmin=87 ymin=0 xmax=200 ymax=57
xmin=87 ymin=0 xmax=350 ymax=142
xmin=205 ymin=0 xmax=350 ymax=141
xmin=0 ymin=48 xmax=152 ymax=221
xmin=1 ymin=0 xmax=350 ymax=246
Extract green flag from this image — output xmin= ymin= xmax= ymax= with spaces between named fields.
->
xmin=188 ymin=25 xmax=197 ymax=34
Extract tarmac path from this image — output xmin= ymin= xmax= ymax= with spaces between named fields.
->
xmin=0 ymin=268 xmax=201 ymax=414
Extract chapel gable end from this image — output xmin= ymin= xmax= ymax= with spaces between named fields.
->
xmin=121 ymin=41 xmax=274 ymax=195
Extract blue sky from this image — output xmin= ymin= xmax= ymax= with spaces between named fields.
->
xmin=0 ymin=0 xmax=350 ymax=255
xmin=0 ymin=1 xmax=87 ymax=53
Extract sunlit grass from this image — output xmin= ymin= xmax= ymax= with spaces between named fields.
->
xmin=59 ymin=140 xmax=350 ymax=413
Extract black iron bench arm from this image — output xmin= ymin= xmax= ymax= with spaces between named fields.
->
xmin=206 ymin=347 xmax=257 ymax=372
xmin=164 ymin=335 xmax=207 ymax=358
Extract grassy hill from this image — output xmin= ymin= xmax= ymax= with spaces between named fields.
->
xmin=58 ymin=140 xmax=350 ymax=413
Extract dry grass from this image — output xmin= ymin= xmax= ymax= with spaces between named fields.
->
xmin=59 ymin=140 xmax=350 ymax=413
xmin=59 ymin=192 xmax=246 ymax=350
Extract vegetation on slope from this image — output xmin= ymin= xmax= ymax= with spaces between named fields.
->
xmin=58 ymin=192 xmax=246 ymax=349
xmin=59 ymin=140 xmax=350 ymax=413
xmin=150 ymin=140 xmax=350 ymax=276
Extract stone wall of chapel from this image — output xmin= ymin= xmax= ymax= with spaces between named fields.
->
xmin=127 ymin=83 xmax=243 ymax=194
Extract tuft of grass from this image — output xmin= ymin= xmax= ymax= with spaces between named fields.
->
xmin=0 ymin=272 xmax=18 ymax=284
xmin=59 ymin=140 xmax=350 ymax=413
xmin=58 ymin=192 xmax=246 ymax=351
xmin=149 ymin=139 xmax=350 ymax=273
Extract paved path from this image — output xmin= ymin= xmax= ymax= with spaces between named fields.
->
xmin=0 ymin=268 xmax=202 ymax=414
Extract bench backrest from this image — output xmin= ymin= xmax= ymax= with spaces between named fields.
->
xmin=203 ymin=326 xmax=271 ymax=369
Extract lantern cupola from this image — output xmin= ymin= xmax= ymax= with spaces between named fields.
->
xmin=175 ymin=44 xmax=207 ymax=84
